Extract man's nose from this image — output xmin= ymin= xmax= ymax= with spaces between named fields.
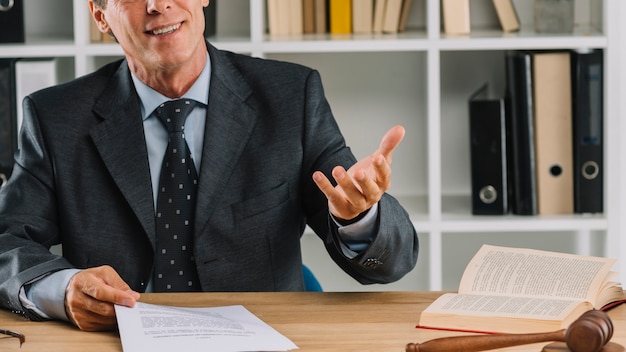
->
xmin=146 ymin=0 xmax=172 ymax=14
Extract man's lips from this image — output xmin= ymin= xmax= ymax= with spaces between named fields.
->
xmin=148 ymin=22 xmax=182 ymax=35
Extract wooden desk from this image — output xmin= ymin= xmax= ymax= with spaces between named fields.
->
xmin=0 ymin=291 xmax=624 ymax=351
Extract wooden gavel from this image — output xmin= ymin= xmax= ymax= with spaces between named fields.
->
xmin=406 ymin=310 xmax=621 ymax=352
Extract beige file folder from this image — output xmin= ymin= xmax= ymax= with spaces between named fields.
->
xmin=532 ymin=51 xmax=574 ymax=214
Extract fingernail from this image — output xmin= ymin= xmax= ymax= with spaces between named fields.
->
xmin=124 ymin=290 xmax=140 ymax=305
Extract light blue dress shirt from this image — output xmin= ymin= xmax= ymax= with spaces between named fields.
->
xmin=21 ymin=54 xmax=378 ymax=321
xmin=133 ymin=61 xmax=210 ymax=208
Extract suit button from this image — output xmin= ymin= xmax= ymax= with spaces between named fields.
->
xmin=364 ymin=258 xmax=383 ymax=268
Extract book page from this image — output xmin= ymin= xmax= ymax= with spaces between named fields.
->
xmin=422 ymin=293 xmax=591 ymax=320
xmin=459 ymin=245 xmax=615 ymax=302
xmin=419 ymin=292 xmax=593 ymax=333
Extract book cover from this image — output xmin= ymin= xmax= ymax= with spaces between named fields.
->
xmin=505 ymin=51 xmax=537 ymax=215
xmin=492 ymin=0 xmax=520 ymax=32
xmin=372 ymin=0 xmax=387 ymax=33
xmin=418 ymin=245 xmax=626 ymax=334
xmin=469 ymin=83 xmax=509 ymax=215
xmin=303 ymin=0 xmax=316 ymax=33
xmin=571 ymin=49 xmax=604 ymax=214
xmin=289 ymin=0 xmax=304 ymax=35
xmin=532 ymin=51 xmax=574 ymax=215
xmin=382 ymin=0 xmax=403 ymax=33
xmin=330 ymin=0 xmax=353 ymax=34
xmin=314 ymin=0 xmax=328 ymax=33
xmin=0 ymin=0 xmax=25 ymax=43
xmin=398 ymin=0 xmax=413 ymax=32
xmin=0 ymin=59 xmax=17 ymax=187
xmin=267 ymin=0 xmax=290 ymax=35
xmin=267 ymin=0 xmax=280 ymax=35
xmin=441 ymin=0 xmax=470 ymax=35
xmin=352 ymin=0 xmax=374 ymax=34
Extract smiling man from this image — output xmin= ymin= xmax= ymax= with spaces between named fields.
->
xmin=0 ymin=0 xmax=419 ymax=332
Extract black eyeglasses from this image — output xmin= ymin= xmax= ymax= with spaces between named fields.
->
xmin=0 ymin=329 xmax=24 ymax=347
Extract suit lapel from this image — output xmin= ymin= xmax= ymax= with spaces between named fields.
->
xmin=84 ymin=48 xmax=258 ymax=248
xmin=89 ymin=61 xmax=157 ymax=248
xmin=195 ymin=45 xmax=257 ymax=234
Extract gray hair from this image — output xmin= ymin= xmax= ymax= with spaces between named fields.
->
xmin=91 ymin=0 xmax=106 ymax=8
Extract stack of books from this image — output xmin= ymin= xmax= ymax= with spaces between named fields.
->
xmin=267 ymin=0 xmax=413 ymax=36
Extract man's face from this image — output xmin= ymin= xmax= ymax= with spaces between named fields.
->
xmin=93 ymin=0 xmax=210 ymax=72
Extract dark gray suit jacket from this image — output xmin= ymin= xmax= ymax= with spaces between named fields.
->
xmin=0 ymin=44 xmax=418 ymax=320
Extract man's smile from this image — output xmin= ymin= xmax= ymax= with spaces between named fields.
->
xmin=148 ymin=22 xmax=182 ymax=35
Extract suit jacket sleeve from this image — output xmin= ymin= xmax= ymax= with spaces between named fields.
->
xmin=0 ymin=95 xmax=75 ymax=320
xmin=299 ymin=69 xmax=419 ymax=285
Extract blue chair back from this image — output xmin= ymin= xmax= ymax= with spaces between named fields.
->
xmin=302 ymin=264 xmax=322 ymax=292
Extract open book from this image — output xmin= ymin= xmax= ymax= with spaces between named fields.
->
xmin=419 ymin=245 xmax=626 ymax=334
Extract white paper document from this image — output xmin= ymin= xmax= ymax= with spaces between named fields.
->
xmin=115 ymin=302 xmax=298 ymax=352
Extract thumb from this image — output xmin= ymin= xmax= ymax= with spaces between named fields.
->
xmin=377 ymin=125 xmax=405 ymax=162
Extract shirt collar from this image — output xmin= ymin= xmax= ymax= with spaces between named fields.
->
xmin=131 ymin=54 xmax=211 ymax=121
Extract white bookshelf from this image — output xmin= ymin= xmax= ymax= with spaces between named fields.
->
xmin=2 ymin=0 xmax=624 ymax=291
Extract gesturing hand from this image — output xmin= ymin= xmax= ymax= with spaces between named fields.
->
xmin=313 ymin=125 xmax=405 ymax=221
xmin=64 ymin=265 xmax=140 ymax=331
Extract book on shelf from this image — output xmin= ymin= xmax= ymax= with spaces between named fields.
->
xmin=0 ymin=59 xmax=18 ymax=187
xmin=303 ymin=0 xmax=316 ymax=33
xmin=267 ymin=0 xmax=290 ymax=35
xmin=505 ymin=50 xmax=537 ymax=215
xmin=418 ymin=245 xmax=626 ymax=334
xmin=305 ymin=0 xmax=330 ymax=34
xmin=441 ymin=0 xmax=470 ymax=35
xmin=0 ymin=0 xmax=25 ymax=43
xmin=532 ymin=51 xmax=574 ymax=215
xmin=398 ymin=0 xmax=413 ymax=32
xmin=372 ymin=0 xmax=387 ymax=33
xmin=382 ymin=0 xmax=403 ymax=33
xmin=352 ymin=0 xmax=374 ymax=34
xmin=266 ymin=0 xmax=280 ymax=35
xmin=314 ymin=0 xmax=327 ymax=33
xmin=267 ymin=0 xmax=304 ymax=35
xmin=492 ymin=0 xmax=520 ymax=32
xmin=571 ymin=49 xmax=604 ymax=214
xmin=289 ymin=0 xmax=304 ymax=35
xmin=329 ymin=0 xmax=353 ymax=34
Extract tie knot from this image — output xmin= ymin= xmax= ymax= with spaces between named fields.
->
xmin=156 ymin=99 xmax=198 ymax=133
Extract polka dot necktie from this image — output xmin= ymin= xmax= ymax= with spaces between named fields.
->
xmin=153 ymin=99 xmax=201 ymax=292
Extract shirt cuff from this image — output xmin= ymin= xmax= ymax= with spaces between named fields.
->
xmin=334 ymin=203 xmax=379 ymax=258
xmin=20 ymin=269 xmax=81 ymax=321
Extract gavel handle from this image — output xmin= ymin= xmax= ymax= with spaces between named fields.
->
xmin=406 ymin=329 xmax=566 ymax=352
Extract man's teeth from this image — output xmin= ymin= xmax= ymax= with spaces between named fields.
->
xmin=152 ymin=23 xmax=181 ymax=35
